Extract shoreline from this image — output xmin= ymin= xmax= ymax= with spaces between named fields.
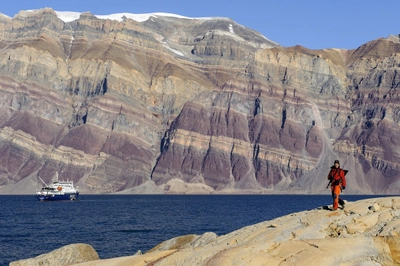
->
xmin=11 ymin=196 xmax=400 ymax=265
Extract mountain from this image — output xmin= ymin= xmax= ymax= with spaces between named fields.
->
xmin=0 ymin=8 xmax=399 ymax=194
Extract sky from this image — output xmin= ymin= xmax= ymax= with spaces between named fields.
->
xmin=1 ymin=0 xmax=399 ymax=50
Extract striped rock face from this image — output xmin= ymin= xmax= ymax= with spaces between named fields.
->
xmin=0 ymin=8 xmax=400 ymax=194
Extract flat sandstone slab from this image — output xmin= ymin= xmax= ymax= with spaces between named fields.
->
xmin=65 ymin=197 xmax=400 ymax=266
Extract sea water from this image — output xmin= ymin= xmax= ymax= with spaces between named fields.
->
xmin=0 ymin=194 xmax=383 ymax=265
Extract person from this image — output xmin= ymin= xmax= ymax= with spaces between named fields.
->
xmin=327 ymin=160 xmax=347 ymax=210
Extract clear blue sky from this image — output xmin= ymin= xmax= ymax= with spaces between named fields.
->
xmin=1 ymin=0 xmax=399 ymax=50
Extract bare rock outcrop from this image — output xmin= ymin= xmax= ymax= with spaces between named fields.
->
xmin=70 ymin=197 xmax=400 ymax=265
xmin=147 ymin=232 xmax=218 ymax=252
xmin=10 ymin=243 xmax=99 ymax=266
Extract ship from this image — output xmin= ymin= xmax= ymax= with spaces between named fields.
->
xmin=35 ymin=172 xmax=79 ymax=201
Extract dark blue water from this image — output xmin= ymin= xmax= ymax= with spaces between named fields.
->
xmin=0 ymin=194 xmax=383 ymax=265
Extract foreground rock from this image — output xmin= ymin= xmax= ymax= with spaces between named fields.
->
xmin=69 ymin=197 xmax=400 ymax=265
xmin=10 ymin=244 xmax=99 ymax=266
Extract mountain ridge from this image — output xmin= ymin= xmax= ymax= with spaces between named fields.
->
xmin=0 ymin=8 xmax=399 ymax=194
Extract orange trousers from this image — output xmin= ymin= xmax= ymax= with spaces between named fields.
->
xmin=331 ymin=185 xmax=343 ymax=210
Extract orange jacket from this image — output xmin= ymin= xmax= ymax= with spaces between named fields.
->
xmin=327 ymin=167 xmax=347 ymax=187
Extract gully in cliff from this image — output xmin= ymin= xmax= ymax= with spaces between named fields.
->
xmin=326 ymin=160 xmax=347 ymax=210
xmin=35 ymin=172 xmax=79 ymax=201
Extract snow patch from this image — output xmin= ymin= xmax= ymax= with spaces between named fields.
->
xmin=207 ymin=29 xmax=244 ymax=43
xmin=164 ymin=45 xmax=184 ymax=56
xmin=54 ymin=11 xmax=81 ymax=22
xmin=0 ymin=12 xmax=11 ymax=19
xmin=162 ymin=42 xmax=184 ymax=56
xmin=229 ymin=24 xmax=234 ymax=34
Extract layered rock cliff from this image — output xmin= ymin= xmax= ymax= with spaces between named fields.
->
xmin=0 ymin=8 xmax=399 ymax=194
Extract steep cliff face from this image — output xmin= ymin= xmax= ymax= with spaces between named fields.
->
xmin=152 ymin=40 xmax=400 ymax=194
xmin=0 ymin=8 xmax=399 ymax=194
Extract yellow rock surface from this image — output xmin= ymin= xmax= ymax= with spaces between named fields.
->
xmin=71 ymin=197 xmax=400 ymax=266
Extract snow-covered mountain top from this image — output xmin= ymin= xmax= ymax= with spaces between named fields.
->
xmin=54 ymin=11 xmax=214 ymax=23
xmin=7 ymin=9 xmax=277 ymax=46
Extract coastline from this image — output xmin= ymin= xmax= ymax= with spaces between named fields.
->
xmin=11 ymin=196 xmax=400 ymax=265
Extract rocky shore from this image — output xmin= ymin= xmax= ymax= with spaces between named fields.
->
xmin=11 ymin=197 xmax=400 ymax=266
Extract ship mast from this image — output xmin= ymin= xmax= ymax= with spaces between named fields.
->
xmin=38 ymin=176 xmax=49 ymax=187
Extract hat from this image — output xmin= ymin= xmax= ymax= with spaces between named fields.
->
xmin=334 ymin=160 xmax=340 ymax=164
